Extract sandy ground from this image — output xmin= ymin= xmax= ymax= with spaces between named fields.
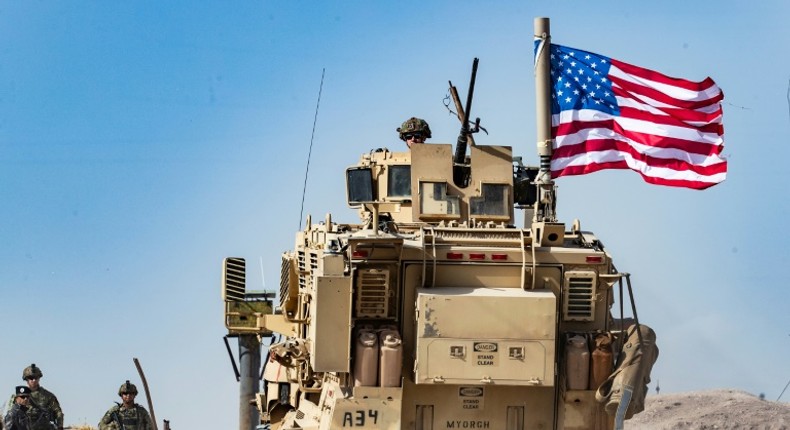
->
xmin=627 ymin=389 xmax=790 ymax=429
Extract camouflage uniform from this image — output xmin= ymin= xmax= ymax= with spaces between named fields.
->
xmin=5 ymin=387 xmax=63 ymax=430
xmin=3 ymin=403 xmax=31 ymax=430
xmin=98 ymin=404 xmax=154 ymax=430
xmin=98 ymin=382 xmax=153 ymax=430
xmin=7 ymin=365 xmax=63 ymax=430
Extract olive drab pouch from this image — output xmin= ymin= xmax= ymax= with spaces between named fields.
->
xmin=595 ymin=324 xmax=659 ymax=420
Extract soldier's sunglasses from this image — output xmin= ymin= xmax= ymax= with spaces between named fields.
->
xmin=404 ymin=133 xmax=424 ymax=140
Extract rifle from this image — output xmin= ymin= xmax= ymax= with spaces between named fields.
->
xmin=111 ymin=404 xmax=125 ymax=430
xmin=26 ymin=397 xmax=56 ymax=429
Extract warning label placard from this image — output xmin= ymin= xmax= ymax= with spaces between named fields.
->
xmin=458 ymin=387 xmax=485 ymax=410
xmin=473 ymin=342 xmax=498 ymax=366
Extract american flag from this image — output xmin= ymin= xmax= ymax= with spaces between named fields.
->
xmin=544 ymin=43 xmax=727 ymax=189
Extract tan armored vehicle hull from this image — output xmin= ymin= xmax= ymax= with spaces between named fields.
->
xmin=223 ymin=145 xmax=657 ymax=430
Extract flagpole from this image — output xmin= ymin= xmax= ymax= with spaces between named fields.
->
xmin=533 ymin=17 xmax=556 ymax=223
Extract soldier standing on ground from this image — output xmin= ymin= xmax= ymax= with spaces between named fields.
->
xmin=98 ymin=381 xmax=154 ymax=430
xmin=3 ymin=386 xmax=32 ymax=430
xmin=397 ymin=117 xmax=431 ymax=149
xmin=5 ymin=365 xmax=63 ymax=430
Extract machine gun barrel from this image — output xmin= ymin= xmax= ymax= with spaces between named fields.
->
xmin=453 ymin=57 xmax=479 ymax=166
xmin=448 ymin=82 xmax=475 ymax=147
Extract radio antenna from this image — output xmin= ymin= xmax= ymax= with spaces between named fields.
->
xmin=259 ymin=256 xmax=266 ymax=290
xmin=299 ymin=68 xmax=326 ymax=230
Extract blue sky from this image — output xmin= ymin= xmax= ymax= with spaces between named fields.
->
xmin=1 ymin=1 xmax=788 ymax=428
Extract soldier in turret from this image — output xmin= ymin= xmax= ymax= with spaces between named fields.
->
xmin=5 ymin=365 xmax=63 ymax=430
xmin=3 ymin=386 xmax=32 ymax=430
xmin=98 ymin=381 xmax=154 ymax=430
xmin=397 ymin=117 xmax=431 ymax=148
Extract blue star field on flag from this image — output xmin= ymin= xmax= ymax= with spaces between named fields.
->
xmin=549 ymin=45 xmax=619 ymax=116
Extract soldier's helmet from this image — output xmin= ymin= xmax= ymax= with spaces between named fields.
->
xmin=22 ymin=363 xmax=43 ymax=380
xmin=397 ymin=117 xmax=431 ymax=141
xmin=118 ymin=380 xmax=138 ymax=396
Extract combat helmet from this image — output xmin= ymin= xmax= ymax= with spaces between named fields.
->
xmin=118 ymin=380 xmax=138 ymax=396
xmin=397 ymin=117 xmax=431 ymax=141
xmin=22 ymin=363 xmax=43 ymax=380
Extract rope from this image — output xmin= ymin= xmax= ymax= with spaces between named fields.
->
xmin=534 ymin=32 xmax=548 ymax=73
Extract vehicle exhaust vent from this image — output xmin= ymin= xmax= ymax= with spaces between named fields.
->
xmin=222 ymin=257 xmax=245 ymax=301
xmin=563 ymin=271 xmax=596 ymax=321
xmin=309 ymin=251 xmax=319 ymax=272
xmin=356 ymin=268 xmax=390 ymax=318
xmin=297 ymin=250 xmax=307 ymax=290
xmin=280 ymin=255 xmax=290 ymax=308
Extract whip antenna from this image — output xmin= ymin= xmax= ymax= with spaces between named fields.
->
xmin=299 ymin=68 xmax=326 ymax=230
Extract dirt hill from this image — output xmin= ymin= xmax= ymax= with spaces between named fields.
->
xmin=628 ymin=389 xmax=790 ymax=429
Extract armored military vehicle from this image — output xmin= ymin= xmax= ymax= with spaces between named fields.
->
xmin=221 ymin=18 xmax=658 ymax=430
